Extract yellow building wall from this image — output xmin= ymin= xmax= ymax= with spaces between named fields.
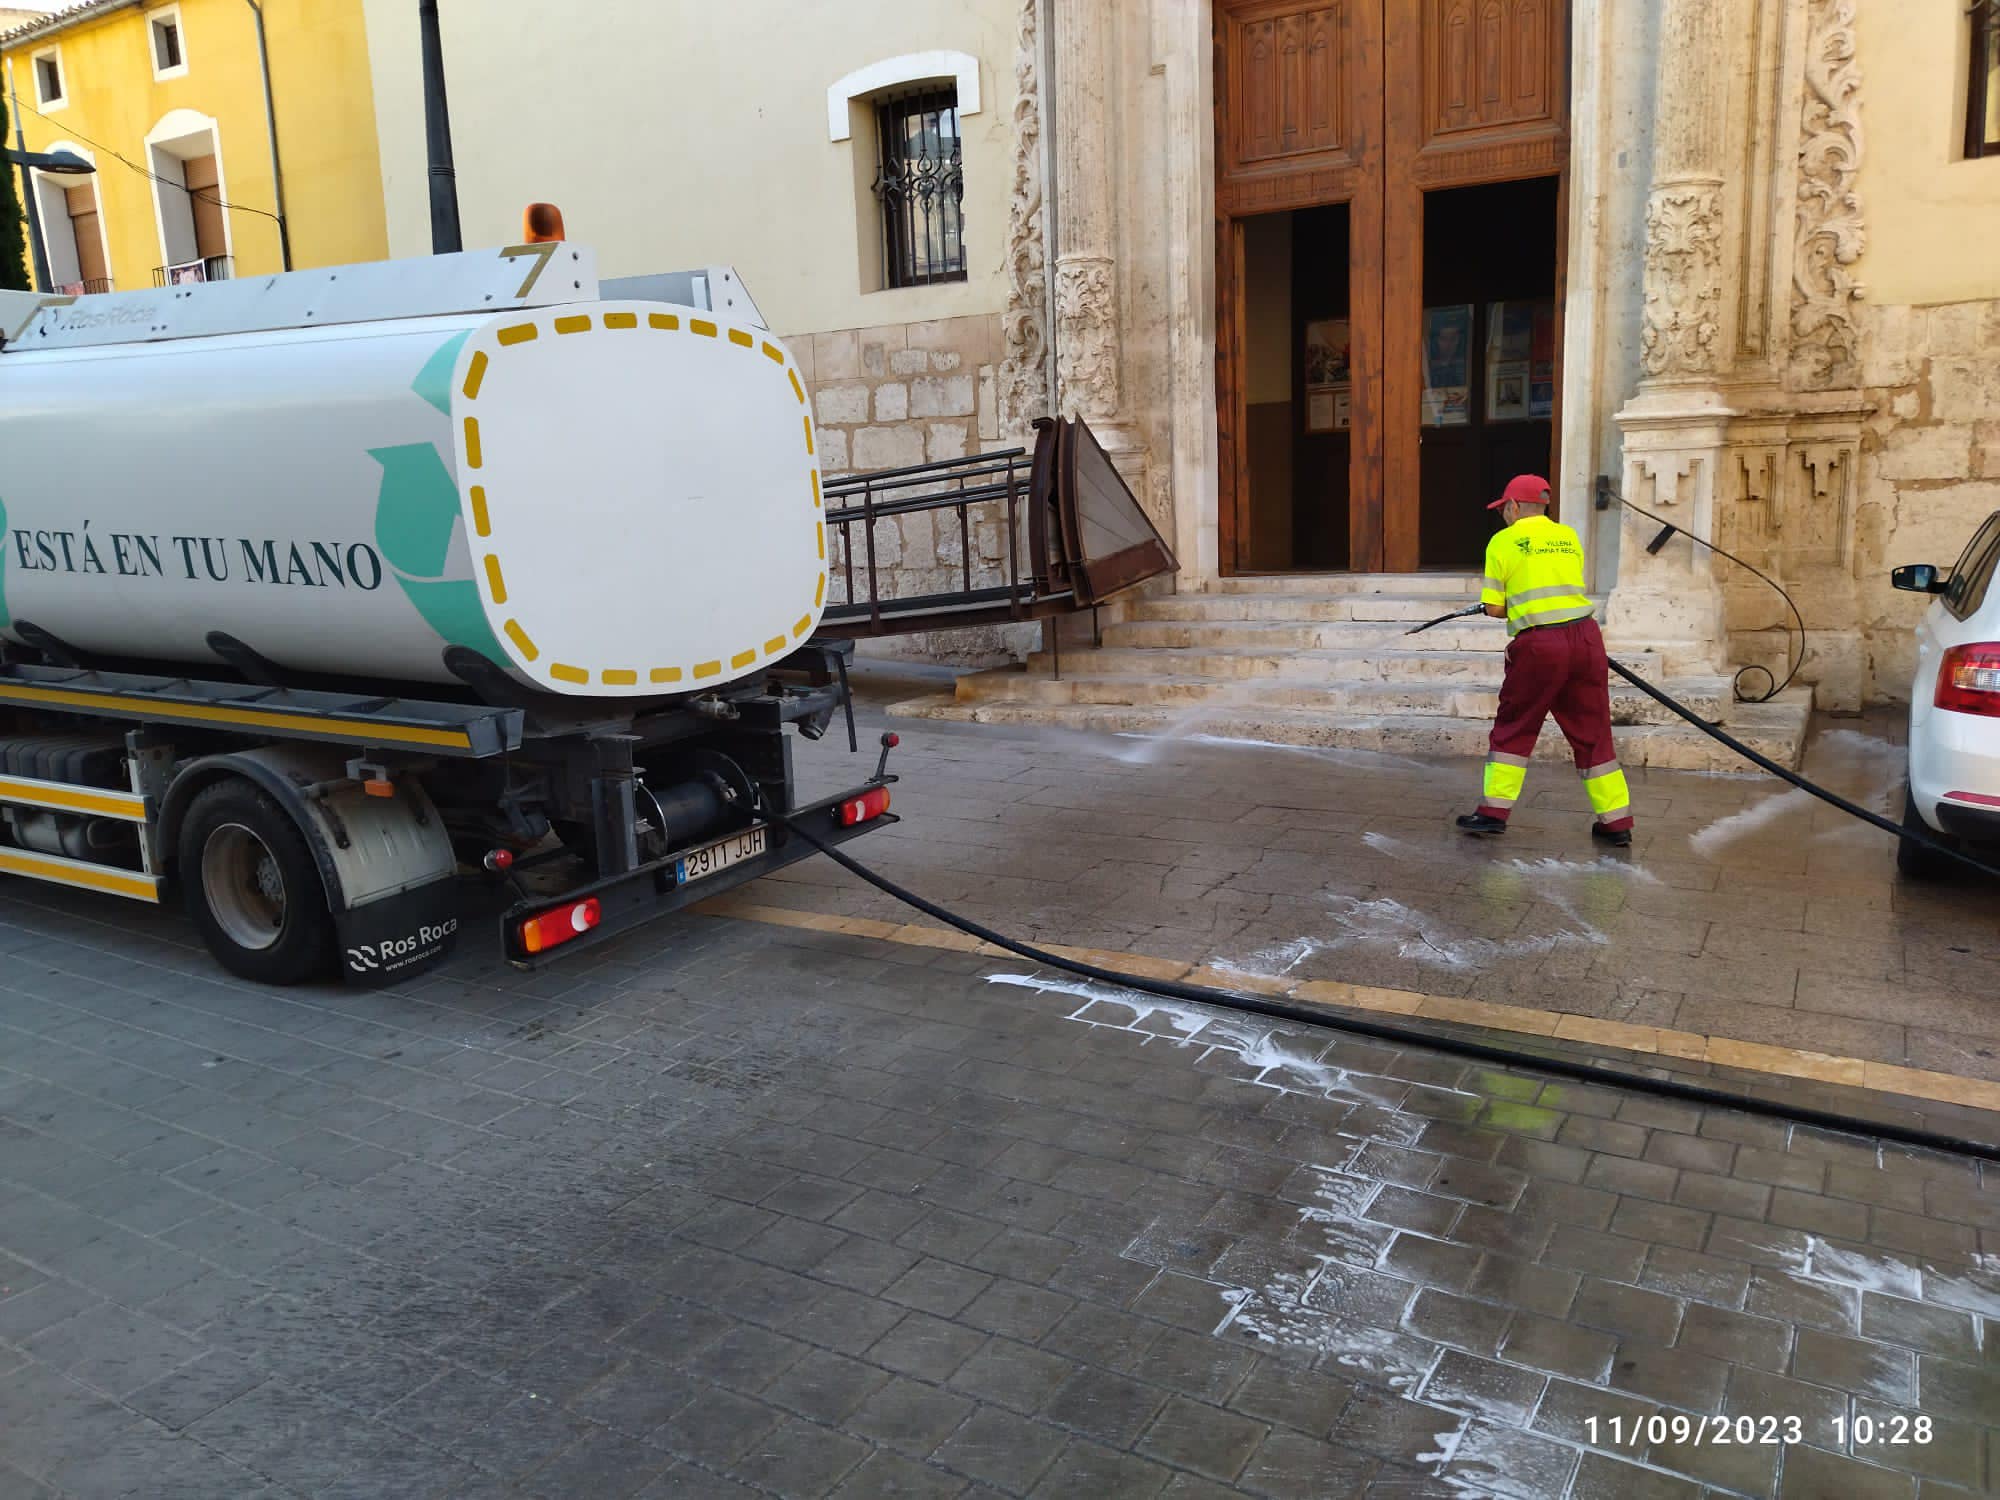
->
xmin=3 ymin=0 xmax=386 ymax=290
xmin=1852 ymin=0 xmax=2000 ymax=307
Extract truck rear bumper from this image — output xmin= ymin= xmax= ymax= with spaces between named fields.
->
xmin=500 ymin=783 xmax=896 ymax=967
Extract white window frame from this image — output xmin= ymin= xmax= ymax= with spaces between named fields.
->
xmin=145 ymin=108 xmax=233 ymax=278
xmin=148 ymin=5 xmax=189 ymax=82
xmin=31 ymin=46 xmax=65 ymax=111
xmin=826 ymin=51 xmax=980 ymax=141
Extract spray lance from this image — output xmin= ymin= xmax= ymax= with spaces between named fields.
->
xmin=1404 ymin=603 xmax=1487 ymax=636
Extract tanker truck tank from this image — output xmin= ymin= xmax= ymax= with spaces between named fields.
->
xmin=0 ymin=244 xmax=828 ymax=698
xmin=0 ymin=246 xmax=896 ymax=989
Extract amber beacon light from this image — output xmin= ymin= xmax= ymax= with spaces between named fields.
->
xmin=522 ymin=202 xmax=566 ymax=243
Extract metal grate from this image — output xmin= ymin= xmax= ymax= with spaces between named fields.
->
xmin=874 ymin=87 xmax=966 ymax=288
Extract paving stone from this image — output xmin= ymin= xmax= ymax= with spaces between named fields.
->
xmin=1464 ymin=1253 xmax=1578 ymax=1319
xmin=829 ymin=1448 xmax=969 ymax=1499
xmin=1041 ymin=1364 xmax=1171 ymax=1447
xmin=727 ymin=1415 xmax=871 ymax=1496
xmin=1439 ymin=1418 xmax=1580 ymax=1498
xmin=1420 ymin=1349 xmax=1545 ymax=1427
xmin=932 ymin=1404 xmax=1069 ymax=1493
xmin=1235 ymin=1430 xmax=1379 ymax=1498
xmin=1640 ymin=1243 xmax=1753 ymax=1308
xmin=948 ymin=1337 xmax=1073 ymax=1414
xmin=1793 ymin=1327 xmax=1916 ymax=1404
xmin=1400 ymin=1287 xmax=1512 ymax=1357
xmin=1606 ymin=1344 xmax=1729 ymax=1413
xmin=1224 ymin=1358 xmax=1354 ymax=1437
xmin=1570 ymin=1278 xmax=1685 ymax=1344
xmin=1498 ymin=1313 xmax=1616 ymax=1383
xmin=1860 ymin=1294 xmax=1981 ymax=1363
xmin=1672 ymin=1170 xmax=1771 ymax=1221
xmin=1541 ymin=1225 xmax=1646 ymax=1282
xmin=1851 ymin=1397 xmax=1986 ymax=1489
xmin=1570 ymin=1449 xmax=1700 ymax=1500
xmin=1779 ymin=1443 xmax=1924 ymax=1500
xmin=1137 ymin=1394 xmax=1269 ymax=1483
xmin=1333 ymin=1386 xmax=1468 ymax=1468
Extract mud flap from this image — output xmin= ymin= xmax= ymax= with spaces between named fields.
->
xmin=337 ymin=875 xmax=462 ymax=983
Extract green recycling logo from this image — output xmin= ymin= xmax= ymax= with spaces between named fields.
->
xmin=369 ymin=330 xmax=507 ymax=668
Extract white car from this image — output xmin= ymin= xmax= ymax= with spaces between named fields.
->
xmin=1892 ymin=510 xmax=2000 ymax=877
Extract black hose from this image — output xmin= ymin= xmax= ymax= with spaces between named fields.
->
xmin=1606 ymin=660 xmax=2000 ymax=882
xmin=783 ymin=817 xmax=2000 ymax=1163
xmin=1608 ymin=488 xmax=1806 ymax=704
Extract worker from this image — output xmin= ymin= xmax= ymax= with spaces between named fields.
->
xmin=1456 ymin=474 xmax=1634 ymax=847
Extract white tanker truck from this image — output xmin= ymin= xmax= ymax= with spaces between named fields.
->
xmin=0 ymin=243 xmax=898 ymax=984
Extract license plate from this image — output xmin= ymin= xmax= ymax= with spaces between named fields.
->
xmin=675 ymin=826 xmax=768 ymax=886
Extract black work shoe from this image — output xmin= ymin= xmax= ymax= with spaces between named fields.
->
xmin=1456 ymin=813 xmax=1507 ymax=837
xmin=1591 ymin=824 xmax=1633 ymax=848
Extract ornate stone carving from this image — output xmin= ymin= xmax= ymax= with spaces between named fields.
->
xmin=1055 ymin=256 xmax=1120 ymax=421
xmin=1790 ymin=0 xmax=1864 ymax=392
xmin=1639 ymin=184 xmax=1725 ymax=378
xmin=995 ymin=0 xmax=1049 ymax=437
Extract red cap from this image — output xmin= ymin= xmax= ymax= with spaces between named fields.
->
xmin=1489 ymin=474 xmax=1552 ymax=511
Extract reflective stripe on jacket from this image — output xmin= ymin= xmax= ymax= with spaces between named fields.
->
xmin=1480 ymin=515 xmax=1595 ymax=638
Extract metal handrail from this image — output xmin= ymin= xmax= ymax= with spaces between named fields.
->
xmin=823 ymin=445 xmax=1035 ymax=633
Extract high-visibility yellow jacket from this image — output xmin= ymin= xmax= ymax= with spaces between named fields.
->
xmin=1480 ymin=515 xmax=1596 ymax=638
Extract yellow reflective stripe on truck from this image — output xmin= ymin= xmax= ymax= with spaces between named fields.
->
xmin=0 ymin=776 xmax=147 ymax=821
xmin=0 ymin=684 xmax=475 ymax=750
xmin=0 ymin=847 xmax=161 ymax=902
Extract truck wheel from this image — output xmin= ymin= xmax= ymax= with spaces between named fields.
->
xmin=179 ymin=781 xmax=336 ymax=984
xmin=1895 ymin=782 xmax=1955 ymax=881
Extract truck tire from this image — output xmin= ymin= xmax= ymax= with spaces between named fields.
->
xmin=1895 ymin=782 xmax=1956 ymax=881
xmin=179 ymin=780 xmax=336 ymax=984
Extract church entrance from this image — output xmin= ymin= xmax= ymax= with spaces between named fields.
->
xmin=1215 ymin=0 xmax=1571 ymax=573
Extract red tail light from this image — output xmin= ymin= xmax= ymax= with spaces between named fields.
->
xmin=1937 ymin=643 xmax=2000 ymax=716
xmin=517 ymin=897 xmax=601 ymax=955
xmin=837 ymin=787 xmax=892 ymax=826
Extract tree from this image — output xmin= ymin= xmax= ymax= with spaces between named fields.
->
xmin=0 ymin=88 xmax=27 ymax=291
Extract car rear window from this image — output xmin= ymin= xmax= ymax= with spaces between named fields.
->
xmin=1945 ymin=512 xmax=2000 ymax=622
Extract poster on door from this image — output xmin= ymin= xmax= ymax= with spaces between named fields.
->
xmin=1303 ymin=319 xmax=1351 ymax=432
xmin=1485 ymin=301 xmax=1534 ymax=423
xmin=1421 ymin=304 xmax=1472 ymax=427
xmin=1529 ymin=302 xmax=1557 ymax=419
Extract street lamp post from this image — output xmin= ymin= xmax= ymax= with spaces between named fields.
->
xmin=5 ymin=61 xmax=95 ymax=293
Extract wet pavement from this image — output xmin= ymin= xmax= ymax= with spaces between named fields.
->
xmin=770 ymin=668 xmax=2000 ymax=1088
xmin=4 ymin=674 xmax=2000 ymax=1497
xmin=2 ymin=856 xmax=1999 ymax=1496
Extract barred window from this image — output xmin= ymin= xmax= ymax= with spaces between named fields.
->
xmin=873 ymin=86 xmax=966 ymax=288
xmin=1973 ymin=0 xmax=2000 ymax=159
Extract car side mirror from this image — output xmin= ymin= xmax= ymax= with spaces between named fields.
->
xmin=1891 ymin=564 xmax=1947 ymax=595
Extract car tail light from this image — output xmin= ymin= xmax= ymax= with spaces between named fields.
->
xmin=517 ymin=897 xmax=600 ymax=955
xmin=1936 ymin=643 xmax=2000 ymax=716
xmin=837 ymin=788 xmax=891 ymax=826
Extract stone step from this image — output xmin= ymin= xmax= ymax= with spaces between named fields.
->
xmin=1104 ymin=618 xmax=1510 ymax=652
xmin=887 ymin=690 xmax=1815 ymax=773
xmin=949 ymin=667 xmax=1732 ymax=726
xmin=1132 ymin=593 xmax=1492 ymax=623
xmin=1027 ymin=645 xmax=1511 ymax=682
xmin=1211 ymin=573 xmax=1483 ymax=596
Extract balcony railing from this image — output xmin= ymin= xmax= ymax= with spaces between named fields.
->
xmin=53 ymin=278 xmax=113 ymax=295
xmin=151 ymin=255 xmax=233 ymax=287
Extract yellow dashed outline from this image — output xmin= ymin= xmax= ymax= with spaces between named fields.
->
xmin=462 ymin=306 xmax=826 ymax=691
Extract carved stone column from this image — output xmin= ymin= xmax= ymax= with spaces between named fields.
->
xmin=1048 ymin=0 xmax=1148 ymax=494
xmin=995 ymin=0 xmax=1050 ymax=444
xmin=1606 ymin=0 xmax=1739 ymax=672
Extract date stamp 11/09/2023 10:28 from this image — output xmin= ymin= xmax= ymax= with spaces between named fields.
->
xmin=1587 ymin=1413 xmax=1937 ymax=1450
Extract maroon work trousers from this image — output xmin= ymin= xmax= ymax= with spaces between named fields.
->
xmin=1478 ymin=617 xmax=1633 ymax=831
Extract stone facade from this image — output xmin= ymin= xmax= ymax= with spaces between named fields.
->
xmin=1846 ymin=299 xmax=2000 ymax=701
xmin=790 ymin=313 xmax=1036 ymax=664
